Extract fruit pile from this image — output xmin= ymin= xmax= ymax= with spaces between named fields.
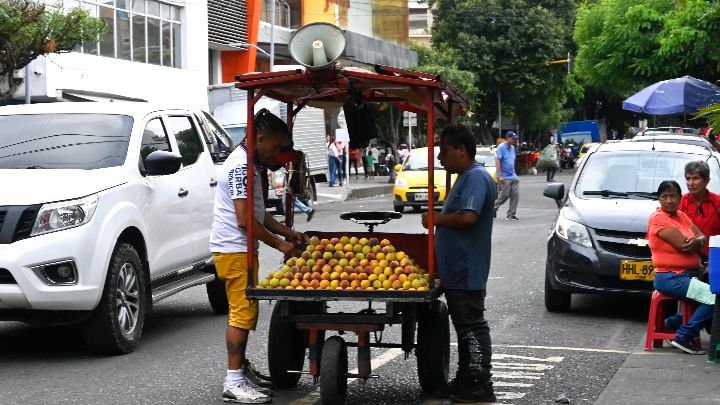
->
xmin=258 ymin=236 xmax=430 ymax=291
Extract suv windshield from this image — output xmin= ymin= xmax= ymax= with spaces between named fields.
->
xmin=403 ymin=149 xmax=442 ymax=171
xmin=0 ymin=114 xmax=133 ymax=169
xmin=576 ymin=151 xmax=720 ymax=196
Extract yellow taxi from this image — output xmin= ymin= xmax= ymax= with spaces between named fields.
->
xmin=392 ymin=147 xmax=499 ymax=213
xmin=392 ymin=147 xmax=456 ymax=213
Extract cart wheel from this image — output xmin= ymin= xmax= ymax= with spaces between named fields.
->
xmin=416 ymin=300 xmax=450 ymax=393
xmin=268 ymin=302 xmax=306 ymax=389
xmin=320 ymin=336 xmax=348 ymax=405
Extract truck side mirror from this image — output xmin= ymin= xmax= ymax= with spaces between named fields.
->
xmin=144 ymin=151 xmax=182 ymax=176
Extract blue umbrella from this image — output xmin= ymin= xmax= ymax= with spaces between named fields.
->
xmin=622 ymin=76 xmax=720 ymax=115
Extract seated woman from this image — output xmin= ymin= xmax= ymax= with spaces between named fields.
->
xmin=648 ymin=180 xmax=715 ymax=355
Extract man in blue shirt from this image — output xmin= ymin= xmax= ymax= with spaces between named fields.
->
xmin=421 ymin=124 xmax=497 ymax=403
xmin=494 ymin=131 xmax=520 ymax=220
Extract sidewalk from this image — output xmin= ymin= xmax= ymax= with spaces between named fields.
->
xmin=314 ymin=175 xmax=394 ymax=204
xmin=597 ymin=335 xmax=720 ymax=404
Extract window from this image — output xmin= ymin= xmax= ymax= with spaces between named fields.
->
xmin=0 ymin=114 xmax=133 ymax=170
xmin=167 ymin=116 xmax=203 ymax=166
xmin=140 ymin=118 xmax=172 ymax=163
xmin=69 ymin=0 xmax=182 ymax=67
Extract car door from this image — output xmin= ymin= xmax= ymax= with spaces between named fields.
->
xmin=164 ymin=113 xmax=217 ymax=263
xmin=139 ymin=115 xmax=195 ymax=277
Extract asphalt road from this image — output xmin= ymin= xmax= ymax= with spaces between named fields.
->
xmin=0 ymin=170 xmax=649 ymax=405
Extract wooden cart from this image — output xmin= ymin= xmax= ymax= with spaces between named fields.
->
xmin=238 ymin=55 xmax=469 ymax=403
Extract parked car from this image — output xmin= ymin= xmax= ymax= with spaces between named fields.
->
xmin=392 ymin=147 xmax=457 ymax=213
xmin=475 ymin=146 xmax=499 ymax=184
xmin=543 ymin=141 xmax=720 ymax=312
xmin=630 ymin=131 xmax=716 ymax=152
xmin=0 ymin=102 xmax=229 ymax=354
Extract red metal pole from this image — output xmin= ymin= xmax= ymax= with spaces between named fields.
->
xmin=426 ymin=88 xmax=435 ymax=276
xmin=247 ymin=89 xmax=256 ymax=285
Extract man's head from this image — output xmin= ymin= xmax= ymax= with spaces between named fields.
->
xmin=685 ymin=160 xmax=711 ymax=197
xmin=438 ymin=124 xmax=476 ymax=174
xmin=505 ymin=131 xmax=518 ymax=145
xmin=253 ymin=109 xmax=290 ymax=167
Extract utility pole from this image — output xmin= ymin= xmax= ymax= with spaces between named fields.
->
xmin=498 ymin=92 xmax=502 ymax=140
xmin=269 ymin=0 xmax=276 ymax=69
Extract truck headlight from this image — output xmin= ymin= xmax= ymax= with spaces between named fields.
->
xmin=31 ymin=195 xmax=99 ymax=236
xmin=555 ymin=214 xmax=592 ymax=248
xmin=395 ymin=177 xmax=407 ymax=188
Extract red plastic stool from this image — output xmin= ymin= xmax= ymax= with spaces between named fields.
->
xmin=645 ymin=290 xmax=700 ymax=351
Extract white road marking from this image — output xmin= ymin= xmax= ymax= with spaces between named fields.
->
xmin=494 ymin=353 xmax=564 ymax=363
xmin=493 ymin=371 xmax=545 ymax=379
xmin=494 ymin=381 xmax=535 ymax=388
xmin=493 ymin=344 xmax=631 ymax=354
xmin=497 ymin=391 xmax=527 ymax=400
xmin=316 ymin=193 xmax=344 ymax=199
xmin=493 ymin=362 xmax=556 ymax=371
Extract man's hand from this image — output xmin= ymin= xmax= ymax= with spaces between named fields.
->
xmin=681 ymin=236 xmax=703 ymax=252
xmin=279 ymin=240 xmax=302 ymax=259
xmin=290 ymin=231 xmax=311 ymax=246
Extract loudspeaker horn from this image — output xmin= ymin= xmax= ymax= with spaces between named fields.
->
xmin=288 ymin=22 xmax=346 ymax=70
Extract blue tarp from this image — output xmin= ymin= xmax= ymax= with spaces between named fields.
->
xmin=622 ymin=76 xmax=720 ymax=115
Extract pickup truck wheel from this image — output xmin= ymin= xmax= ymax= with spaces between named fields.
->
xmin=83 ymin=243 xmax=147 ymax=354
xmin=206 ymin=270 xmax=228 ymax=315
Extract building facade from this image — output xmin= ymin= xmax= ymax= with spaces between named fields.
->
xmin=13 ymin=0 xmax=210 ymax=108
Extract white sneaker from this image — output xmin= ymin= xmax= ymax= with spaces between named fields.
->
xmin=222 ymin=379 xmax=271 ymax=404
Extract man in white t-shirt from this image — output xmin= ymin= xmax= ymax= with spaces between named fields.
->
xmin=210 ymin=109 xmax=309 ymax=404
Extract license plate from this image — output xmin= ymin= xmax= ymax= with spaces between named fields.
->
xmin=620 ymin=260 xmax=655 ymax=281
xmin=415 ymin=192 xmax=428 ymax=201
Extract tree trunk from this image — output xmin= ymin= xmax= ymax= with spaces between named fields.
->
xmin=0 ymin=72 xmax=19 ymax=104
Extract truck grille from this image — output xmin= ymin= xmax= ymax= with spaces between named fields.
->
xmin=0 ymin=205 xmax=42 ymax=244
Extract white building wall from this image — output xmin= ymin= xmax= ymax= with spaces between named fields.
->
xmin=14 ymin=0 xmax=209 ymax=110
xmin=347 ymin=0 xmax=373 ymax=38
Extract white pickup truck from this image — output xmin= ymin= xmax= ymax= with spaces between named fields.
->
xmin=0 ymin=102 xmax=232 ymax=354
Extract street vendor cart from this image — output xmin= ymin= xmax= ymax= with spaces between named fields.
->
xmin=238 ymin=23 xmax=469 ymax=404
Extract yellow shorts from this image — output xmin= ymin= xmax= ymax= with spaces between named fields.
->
xmin=212 ymin=252 xmax=260 ymax=330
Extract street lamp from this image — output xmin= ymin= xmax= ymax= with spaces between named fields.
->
xmin=227 ymin=42 xmax=271 ymax=57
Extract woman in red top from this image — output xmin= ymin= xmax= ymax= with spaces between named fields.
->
xmin=648 ymin=180 xmax=714 ymax=354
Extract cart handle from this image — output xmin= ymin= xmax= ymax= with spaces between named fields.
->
xmin=339 ymin=211 xmax=402 ymax=233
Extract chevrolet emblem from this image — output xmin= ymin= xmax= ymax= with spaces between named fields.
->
xmin=628 ymin=238 xmax=649 ymax=247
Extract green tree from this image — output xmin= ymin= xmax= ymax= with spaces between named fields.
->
xmin=0 ymin=0 xmax=106 ymax=102
xmin=574 ymin=0 xmax=720 ymax=97
xmin=430 ymin=0 xmax=576 ymax=141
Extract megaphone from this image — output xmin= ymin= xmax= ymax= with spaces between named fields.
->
xmin=288 ymin=22 xmax=346 ymax=70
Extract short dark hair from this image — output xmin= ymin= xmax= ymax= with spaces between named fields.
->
xmin=657 ymin=180 xmax=682 ymax=195
xmin=254 ymin=108 xmax=289 ymax=140
xmin=440 ymin=124 xmax=476 ymax=159
xmin=685 ymin=160 xmax=710 ymax=180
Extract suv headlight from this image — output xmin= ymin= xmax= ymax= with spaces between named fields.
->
xmin=555 ymin=214 xmax=592 ymax=248
xmin=31 ymin=195 xmax=99 ymax=236
xmin=395 ymin=177 xmax=407 ymax=187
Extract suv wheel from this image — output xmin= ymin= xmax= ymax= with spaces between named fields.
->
xmin=82 ymin=243 xmax=147 ymax=354
xmin=544 ymin=263 xmax=571 ymax=312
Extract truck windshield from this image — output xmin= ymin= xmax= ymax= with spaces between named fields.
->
xmin=576 ymin=151 xmax=720 ymax=196
xmin=0 ymin=114 xmax=133 ymax=169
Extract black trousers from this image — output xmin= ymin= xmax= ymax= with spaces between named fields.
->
xmin=445 ymin=289 xmax=492 ymax=381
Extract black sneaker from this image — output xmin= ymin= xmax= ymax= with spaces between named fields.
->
xmin=670 ymin=336 xmax=706 ymax=355
xmin=434 ymin=377 xmax=473 ymax=398
xmin=664 ymin=314 xmax=681 ymax=331
xmin=450 ymin=381 xmax=496 ymax=403
xmin=307 ymin=209 xmax=315 ymax=222
xmin=505 ymin=215 xmax=519 ymax=221
xmin=493 ymin=208 xmax=497 ymax=219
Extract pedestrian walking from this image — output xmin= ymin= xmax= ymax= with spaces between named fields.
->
xmin=335 ymin=139 xmax=347 ymax=184
xmin=327 ymin=135 xmax=341 ymax=187
xmin=210 ymin=108 xmax=309 ymax=403
xmin=349 ymin=147 xmax=361 ymax=178
xmin=421 ymin=124 xmax=497 ymax=403
xmin=494 ymin=131 xmax=520 ymax=220
xmin=284 ymin=152 xmax=315 ymax=222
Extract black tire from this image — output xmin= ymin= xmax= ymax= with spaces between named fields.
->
xmin=82 ymin=243 xmax=147 ymax=354
xmin=412 ymin=206 xmax=423 ymax=213
xmin=416 ymin=300 xmax=450 ymax=393
xmin=545 ymin=264 xmax=571 ymax=312
xmin=268 ymin=302 xmax=306 ymax=388
xmin=205 ymin=271 xmax=228 ymax=315
xmin=300 ymin=179 xmax=316 ymax=208
xmin=393 ymin=204 xmax=404 ymax=213
xmin=320 ymin=336 xmax=348 ymax=405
